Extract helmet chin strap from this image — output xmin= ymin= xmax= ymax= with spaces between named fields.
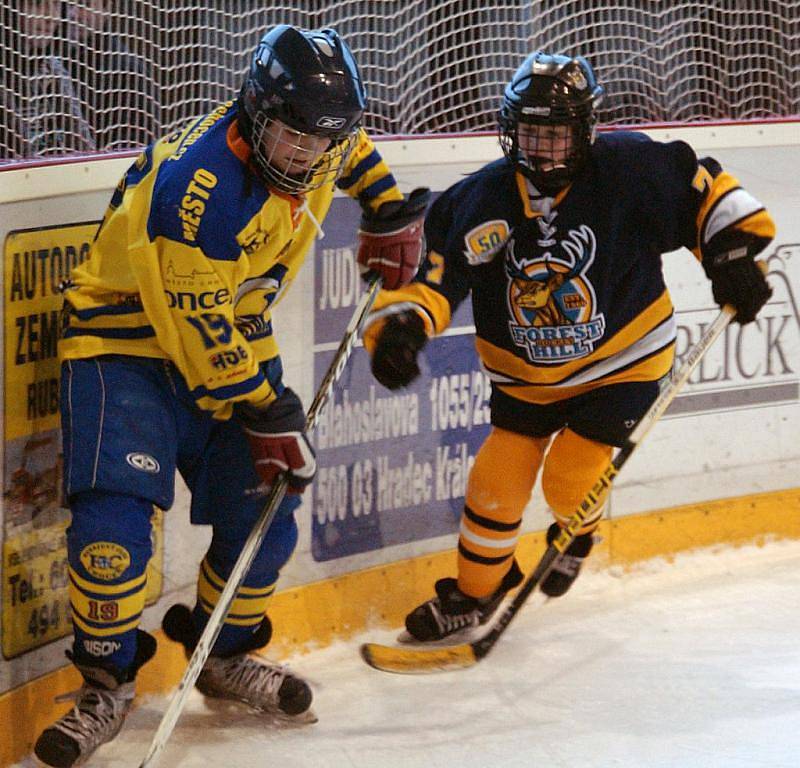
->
xmin=528 ymin=175 xmax=570 ymax=198
xmin=518 ymin=153 xmax=573 ymax=196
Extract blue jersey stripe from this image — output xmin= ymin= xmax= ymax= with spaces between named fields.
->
xmin=71 ymin=304 xmax=145 ymax=320
xmin=243 ymin=328 xmax=273 ymax=342
xmin=359 ymin=174 xmax=398 ymax=202
xmin=126 ymin=144 xmax=155 ymax=187
xmin=337 ymin=149 xmax=382 ymax=190
xmin=259 ymin=356 xmax=285 ymax=392
xmin=63 ymin=326 xmax=156 ymax=340
xmin=147 ymin=110 xmax=270 ymax=261
xmin=190 ymin=371 xmax=267 ymax=402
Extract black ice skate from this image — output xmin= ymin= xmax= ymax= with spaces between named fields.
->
xmin=540 ymin=522 xmax=595 ymax=597
xmin=405 ymin=561 xmax=524 ymax=642
xmin=162 ymin=604 xmax=313 ymax=720
xmin=34 ymin=631 xmax=156 ymax=768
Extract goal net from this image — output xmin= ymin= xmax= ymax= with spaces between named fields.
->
xmin=1 ymin=0 xmax=797 ymax=163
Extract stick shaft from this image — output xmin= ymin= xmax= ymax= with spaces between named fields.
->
xmin=140 ymin=277 xmax=381 ymax=767
xmin=472 ymin=305 xmax=735 ymax=659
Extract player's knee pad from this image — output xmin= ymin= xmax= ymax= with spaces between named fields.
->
xmin=60 ymin=357 xmax=179 ymax=510
xmin=465 ymin=427 xmax=547 ymax=521
xmin=459 ymin=428 xmax=546 ymax=598
xmin=67 ymin=490 xmax=154 ymax=582
xmin=541 ymin=429 xmax=612 ymax=532
xmin=206 ymin=493 xmax=300 ymax=587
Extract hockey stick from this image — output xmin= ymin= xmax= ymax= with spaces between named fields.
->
xmin=361 ymin=305 xmax=736 ymax=674
xmin=140 ymin=275 xmax=382 ymax=768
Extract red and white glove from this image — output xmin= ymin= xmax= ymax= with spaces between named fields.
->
xmin=237 ymin=388 xmax=316 ymax=494
xmin=357 ymin=187 xmax=432 ymax=289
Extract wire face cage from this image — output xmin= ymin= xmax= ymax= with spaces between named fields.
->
xmin=1 ymin=1 xmax=798 ymax=163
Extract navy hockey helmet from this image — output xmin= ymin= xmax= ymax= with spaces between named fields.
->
xmin=238 ymin=25 xmax=366 ymax=194
xmin=499 ymin=52 xmax=604 ymax=193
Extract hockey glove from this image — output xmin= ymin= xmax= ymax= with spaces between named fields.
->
xmin=237 ymin=388 xmax=316 ymax=493
xmin=357 ymin=187 xmax=432 ymax=289
xmin=703 ymin=243 xmax=772 ymax=325
xmin=371 ymin=310 xmax=428 ymax=390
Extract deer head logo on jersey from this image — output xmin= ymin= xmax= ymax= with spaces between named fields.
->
xmin=506 ymin=224 xmax=606 ymax=362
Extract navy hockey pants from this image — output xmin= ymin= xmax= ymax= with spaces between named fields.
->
xmin=61 ymin=355 xmax=300 ymax=671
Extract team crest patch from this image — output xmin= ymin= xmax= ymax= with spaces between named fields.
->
xmin=80 ymin=542 xmax=131 ymax=581
xmin=463 ymin=220 xmax=510 ymax=265
xmin=506 ymin=224 xmax=605 ymax=362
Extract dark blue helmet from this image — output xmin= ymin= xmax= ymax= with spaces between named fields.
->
xmin=238 ymin=26 xmax=366 ymax=193
xmin=499 ymin=52 xmax=604 ymax=193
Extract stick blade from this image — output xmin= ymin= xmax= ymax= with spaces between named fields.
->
xmin=359 ymin=641 xmax=477 ymax=674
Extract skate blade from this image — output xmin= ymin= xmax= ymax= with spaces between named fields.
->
xmin=269 ymin=708 xmax=318 ymax=727
xmin=201 ymin=695 xmax=318 ymax=726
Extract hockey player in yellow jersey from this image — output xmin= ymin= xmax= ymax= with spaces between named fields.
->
xmin=362 ymin=52 xmax=774 ymax=642
xmin=35 ymin=26 xmax=429 ymax=767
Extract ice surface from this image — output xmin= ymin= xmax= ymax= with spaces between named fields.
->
xmin=14 ymin=540 xmax=800 ymax=768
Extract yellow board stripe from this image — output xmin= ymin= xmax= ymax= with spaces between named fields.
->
xmin=1 ymin=488 xmax=798 ymax=768
xmin=68 ymin=565 xmax=146 ymax=596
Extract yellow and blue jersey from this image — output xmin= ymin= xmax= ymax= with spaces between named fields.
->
xmin=365 ymin=131 xmax=774 ymax=405
xmin=59 ymin=101 xmax=402 ymax=419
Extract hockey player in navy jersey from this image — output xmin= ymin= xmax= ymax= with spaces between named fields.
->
xmin=362 ymin=52 xmax=774 ymax=642
xmin=35 ymin=26 xmax=428 ymax=767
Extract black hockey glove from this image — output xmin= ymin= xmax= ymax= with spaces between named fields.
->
xmin=371 ymin=310 xmax=428 ymax=390
xmin=703 ymin=249 xmax=772 ymax=325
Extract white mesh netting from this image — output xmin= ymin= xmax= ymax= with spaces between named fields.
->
xmin=1 ymin=1 xmax=798 ymax=163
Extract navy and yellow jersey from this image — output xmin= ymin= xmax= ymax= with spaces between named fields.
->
xmin=364 ymin=131 xmax=774 ymax=405
xmin=60 ymin=101 xmax=402 ymax=419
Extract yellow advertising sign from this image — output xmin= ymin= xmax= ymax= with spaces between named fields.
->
xmin=2 ymin=508 xmax=164 ymax=658
xmin=2 ymin=224 xmax=164 ymax=659
xmin=4 ymin=223 xmax=96 ymax=440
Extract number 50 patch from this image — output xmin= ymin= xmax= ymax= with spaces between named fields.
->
xmin=463 ymin=220 xmax=510 ymax=265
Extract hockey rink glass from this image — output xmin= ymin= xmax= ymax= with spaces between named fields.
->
xmin=252 ymin=115 xmax=358 ymax=195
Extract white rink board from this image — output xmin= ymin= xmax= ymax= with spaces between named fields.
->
xmin=0 ymin=123 xmax=798 ymax=692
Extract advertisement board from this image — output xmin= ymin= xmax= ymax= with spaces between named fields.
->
xmin=1 ymin=223 xmax=164 ymax=659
